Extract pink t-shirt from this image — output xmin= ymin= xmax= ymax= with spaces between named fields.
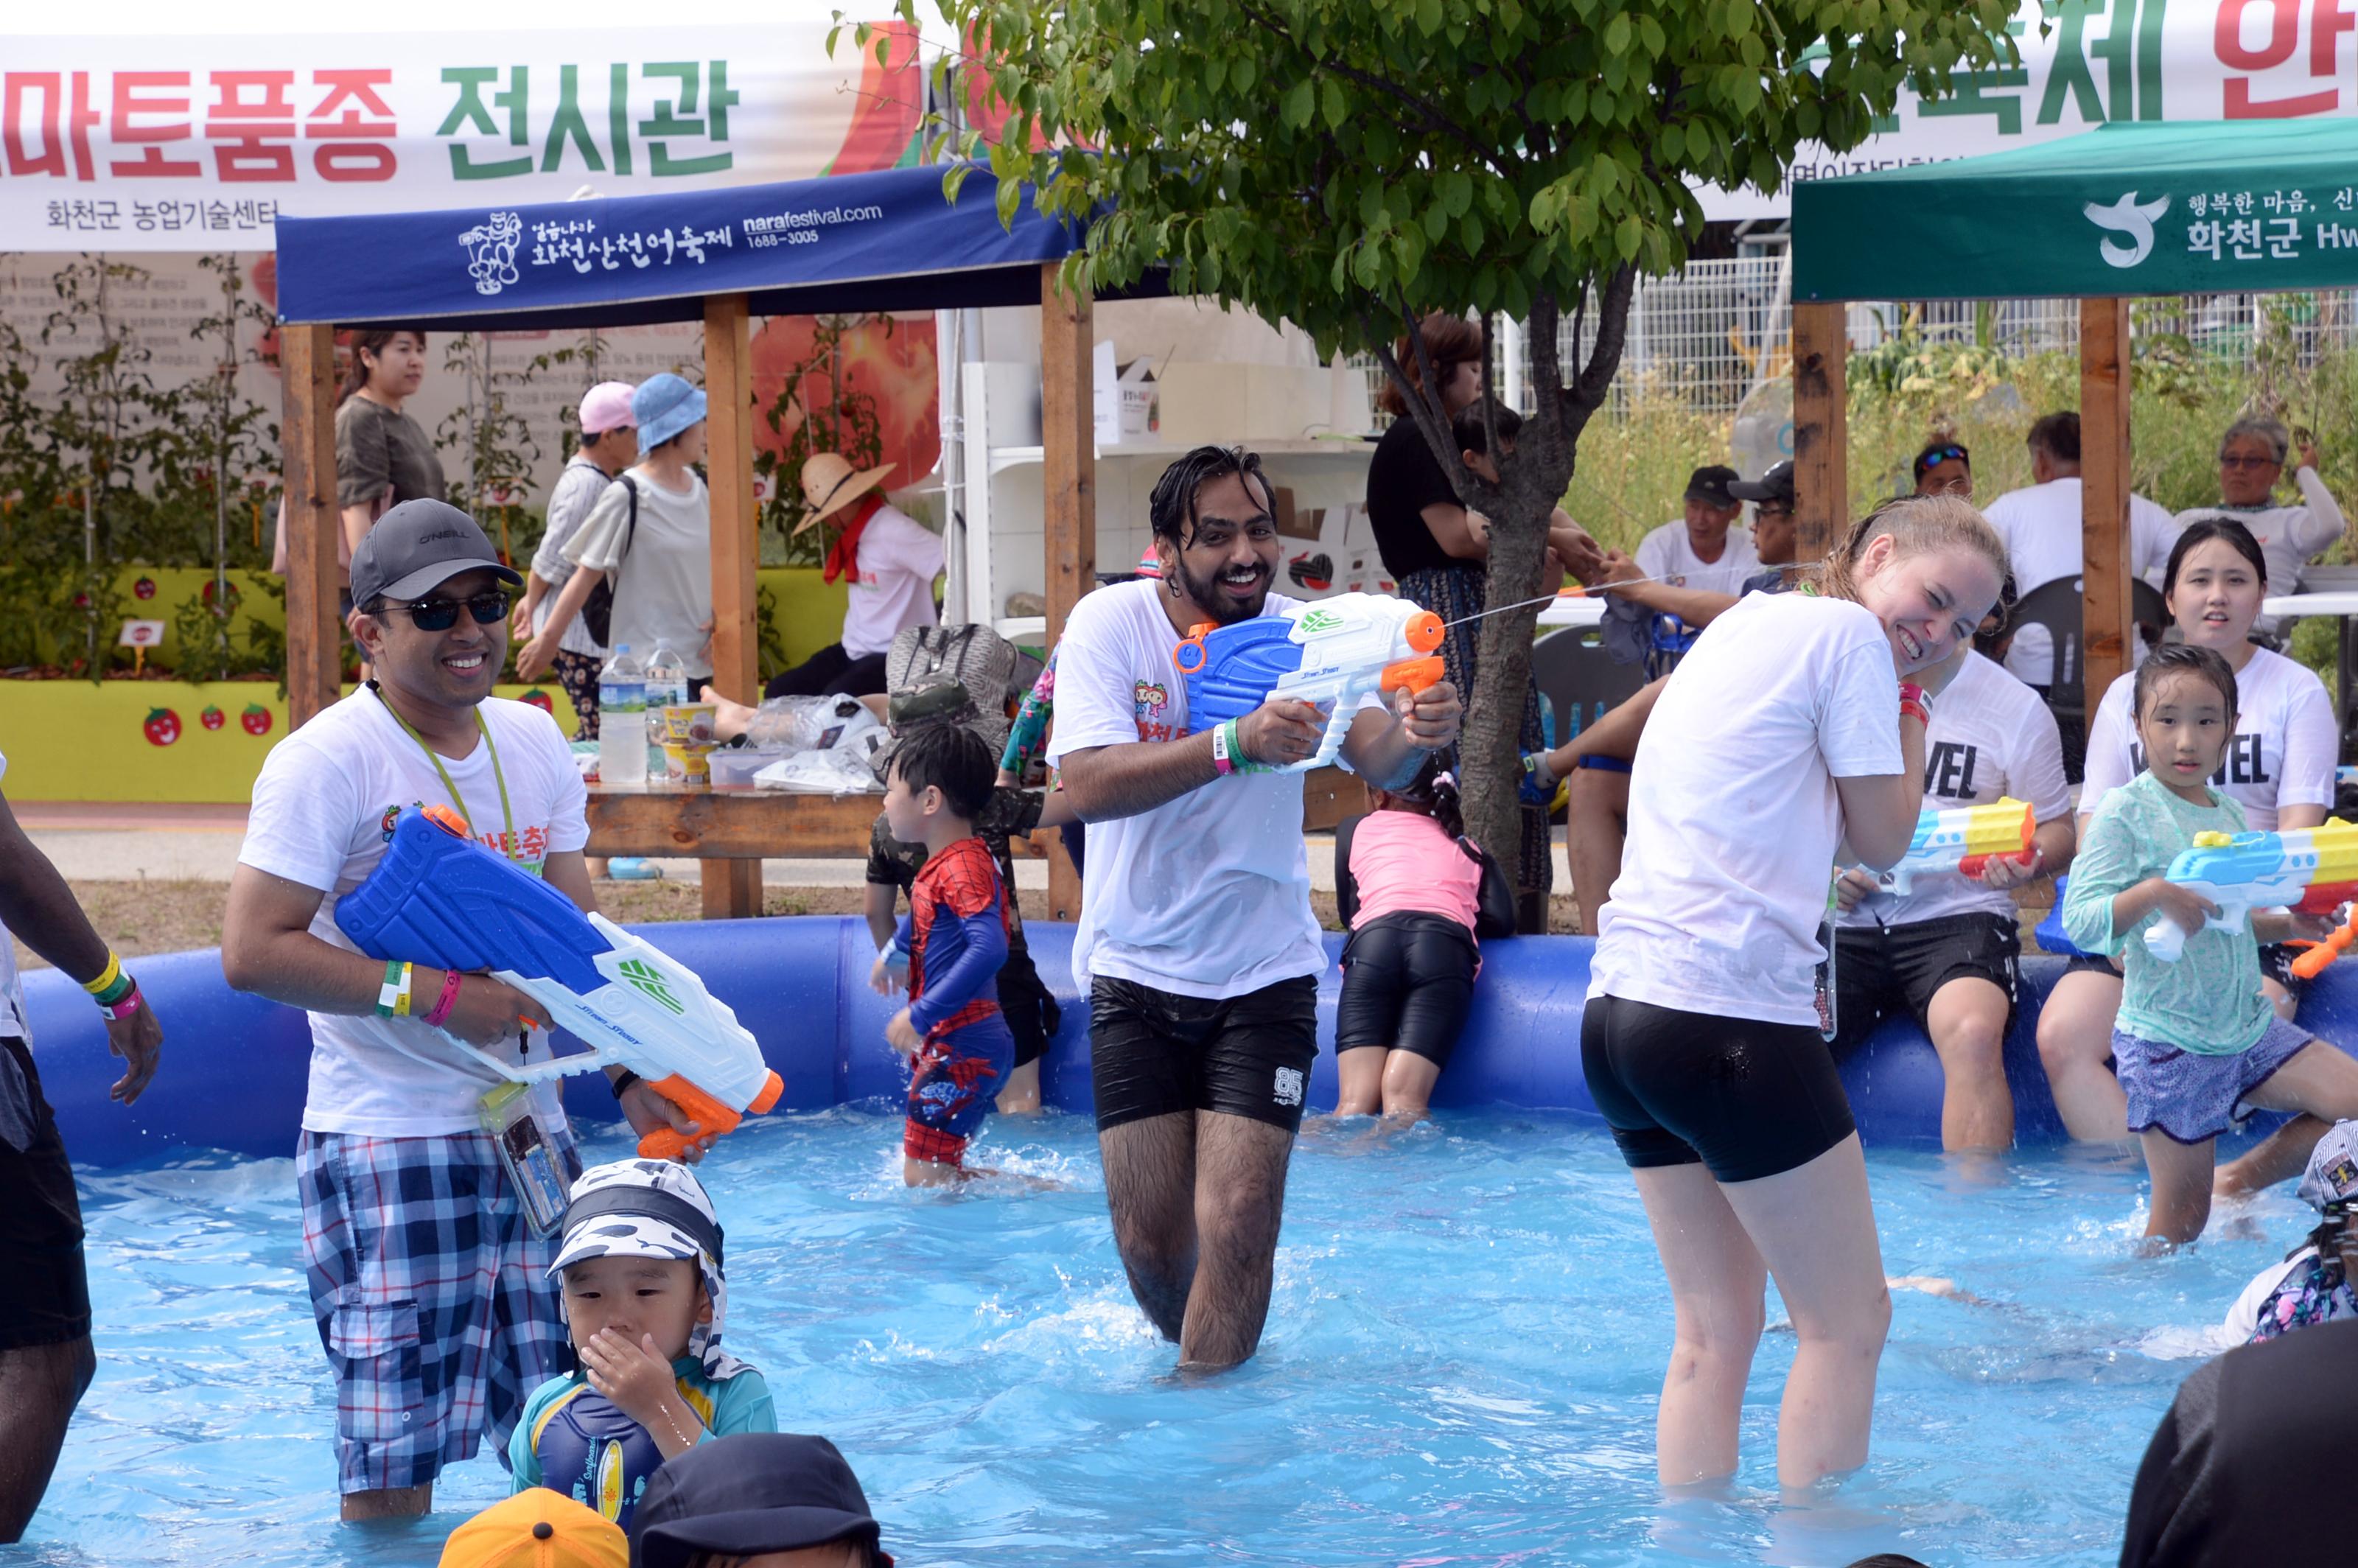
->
xmin=1348 ymin=810 xmax=1481 ymax=935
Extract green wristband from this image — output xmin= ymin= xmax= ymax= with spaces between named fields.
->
xmin=92 ymin=969 xmax=135 ymax=1007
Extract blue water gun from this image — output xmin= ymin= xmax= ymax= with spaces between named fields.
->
xmin=1169 ymin=592 xmax=1446 ymax=772
xmin=335 ymin=805 xmax=783 ymax=1158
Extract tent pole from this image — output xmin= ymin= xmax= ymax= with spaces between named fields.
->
xmin=281 ymin=322 xmax=342 ymax=730
xmin=1791 ymin=301 xmax=1848 ymax=566
xmin=1040 ymin=261 xmax=1096 ymax=922
xmin=2080 ymin=297 xmax=2133 ymax=732
xmin=703 ymin=291 xmax=763 ymax=920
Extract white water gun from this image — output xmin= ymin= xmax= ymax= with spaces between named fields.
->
xmin=1173 ymin=592 xmax=1447 ymax=773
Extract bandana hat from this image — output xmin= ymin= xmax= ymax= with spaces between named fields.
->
xmin=549 ymin=1158 xmax=748 ymax=1380
xmin=2298 ymin=1120 xmax=2358 ymax=1211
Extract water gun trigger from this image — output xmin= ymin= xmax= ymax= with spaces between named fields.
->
xmin=633 ymin=1070 xmax=785 ymax=1161
xmin=1379 ymin=654 xmax=1445 ymax=703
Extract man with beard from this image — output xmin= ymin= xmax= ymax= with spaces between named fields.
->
xmin=1046 ymin=445 xmax=1462 ymax=1369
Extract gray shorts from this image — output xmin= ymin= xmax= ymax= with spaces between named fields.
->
xmin=2114 ymin=1015 xmax=2316 ymax=1145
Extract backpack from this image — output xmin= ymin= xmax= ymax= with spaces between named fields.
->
xmin=886 ymin=623 xmax=1020 ymax=757
xmin=579 ymin=476 xmax=639 ymax=648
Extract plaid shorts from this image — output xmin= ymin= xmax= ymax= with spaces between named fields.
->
xmin=298 ymin=1128 xmax=573 ymax=1494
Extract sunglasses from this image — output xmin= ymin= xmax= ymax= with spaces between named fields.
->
xmin=383 ymin=591 xmax=511 ymax=631
xmin=1914 ymin=443 xmax=1970 ymax=477
xmin=2220 ymin=453 xmax=2281 ymax=470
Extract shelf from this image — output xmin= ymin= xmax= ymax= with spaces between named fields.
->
xmin=987 ymin=437 xmax=1378 ymax=475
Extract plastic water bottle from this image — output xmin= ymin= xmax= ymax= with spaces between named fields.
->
xmin=645 ymin=640 xmax=689 ymax=774
xmin=598 ymin=644 xmax=648 ymax=785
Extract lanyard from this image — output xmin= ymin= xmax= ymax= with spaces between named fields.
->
xmin=369 ymin=684 xmax=522 ymax=864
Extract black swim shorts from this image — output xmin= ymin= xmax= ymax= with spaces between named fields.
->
xmin=1832 ymin=911 xmax=2021 ymax=1053
xmin=994 ymin=943 xmax=1063 ymax=1071
xmin=1581 ymin=995 xmax=1856 ymax=1183
xmin=1089 ymin=973 xmax=1319 ymax=1134
xmin=0 ymin=1035 xmax=92 ymax=1350
xmin=1335 ymin=912 xmax=1478 ymax=1068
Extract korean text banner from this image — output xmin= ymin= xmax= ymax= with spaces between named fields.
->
xmin=0 ymin=22 xmax=926 ymax=251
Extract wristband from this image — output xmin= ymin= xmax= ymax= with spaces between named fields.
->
xmin=1900 ymin=699 xmax=1931 ymax=728
xmin=610 ymin=1068 xmax=643 ymax=1102
xmin=423 ymin=967 xmax=465 ymax=1029
xmin=102 ymin=984 xmax=144 ymax=1022
xmin=81 ymin=951 xmax=123 ymax=997
xmin=375 ymin=959 xmax=414 ymax=1018
xmin=92 ymin=969 xmax=135 ymax=1007
xmin=1211 ymin=719 xmax=1239 ymax=777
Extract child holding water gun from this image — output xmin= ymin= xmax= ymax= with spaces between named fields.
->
xmin=510 ymin=1160 xmax=775 ymax=1531
xmin=2060 ymin=643 xmax=2358 ymax=1246
xmin=1333 ymin=757 xmax=1497 ymax=1123
xmin=870 ymin=723 xmax=1018 ymax=1185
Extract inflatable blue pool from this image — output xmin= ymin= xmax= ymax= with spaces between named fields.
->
xmin=36 ymin=914 xmax=2348 ymax=1165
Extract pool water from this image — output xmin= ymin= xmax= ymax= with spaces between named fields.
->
xmin=16 ymin=1107 xmax=2311 ymax=1567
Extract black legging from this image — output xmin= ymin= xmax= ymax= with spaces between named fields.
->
xmin=764 ymin=643 xmax=889 ymax=700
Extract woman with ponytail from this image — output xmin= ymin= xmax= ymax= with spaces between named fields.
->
xmin=1583 ymin=494 xmax=2005 ymax=1490
xmin=333 ymin=330 xmax=443 ymax=562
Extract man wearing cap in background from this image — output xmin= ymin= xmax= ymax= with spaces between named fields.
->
xmin=222 ymin=500 xmax=703 ymax=1522
xmin=1632 ymin=463 xmax=1759 ymax=599
xmin=630 ymin=1432 xmax=894 ymax=1568
xmin=763 ymin=452 xmax=942 ymax=701
xmin=518 ymin=381 xmax=638 ymax=743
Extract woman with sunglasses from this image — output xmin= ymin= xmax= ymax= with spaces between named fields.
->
xmin=2175 ymin=417 xmax=2345 ymax=640
xmin=1913 ymin=441 xmax=1972 ymax=499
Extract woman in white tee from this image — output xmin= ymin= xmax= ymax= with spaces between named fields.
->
xmin=1584 ymin=496 xmax=2006 ymax=1491
xmin=2037 ymin=517 xmax=2337 ymax=1150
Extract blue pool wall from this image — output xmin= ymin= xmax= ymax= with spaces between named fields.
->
xmin=26 ymin=915 xmax=2349 ymax=1166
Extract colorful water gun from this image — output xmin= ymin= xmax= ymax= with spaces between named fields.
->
xmin=1874 ymin=797 xmax=2037 ymax=895
xmin=335 ymin=805 xmax=783 ymax=1158
xmin=1170 ymin=592 xmax=1446 ymax=774
xmin=2145 ymin=819 xmax=2358 ymax=962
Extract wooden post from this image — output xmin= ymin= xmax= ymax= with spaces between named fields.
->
xmin=2080 ymin=296 xmax=2134 ymax=717
xmin=1040 ymin=262 xmax=1096 ymax=921
xmin=280 ymin=322 xmax=342 ymax=729
xmin=1791 ymin=301 xmax=1849 ymax=565
xmin=702 ymin=293 xmax=762 ymax=920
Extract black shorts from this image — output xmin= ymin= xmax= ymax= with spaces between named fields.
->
xmin=0 ymin=1035 xmax=91 ymax=1349
xmin=2060 ymin=944 xmax=2305 ymax=999
xmin=1832 ymin=911 xmax=2021 ymax=1054
xmin=1336 ymin=912 xmax=1478 ymax=1068
xmin=1089 ymin=974 xmax=1319 ymax=1134
xmin=994 ymin=942 xmax=1063 ymax=1070
xmin=1581 ymin=995 xmax=1856 ymax=1183
xmin=2063 ymin=951 xmax=2121 ymax=977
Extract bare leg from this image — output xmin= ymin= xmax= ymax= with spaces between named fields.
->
xmin=2140 ymin=1131 xmax=2215 ymax=1249
xmin=0 ymin=1336 xmax=94 ymax=1542
xmin=2233 ymin=1040 xmax=2358 ymax=1195
xmin=1631 ymin=1163 xmax=1767 ymax=1486
xmin=995 ymin=1060 xmax=1043 ymax=1116
xmin=2035 ymin=968 xmax=2129 ymax=1144
xmin=1379 ymin=1051 xmax=1442 ymax=1124
xmin=1924 ymin=976 xmax=2014 ymax=1153
xmin=1566 ymin=766 xmax=1630 ymax=937
xmin=1099 ymin=1112 xmax=1198 ymax=1342
xmin=903 ymin=1156 xmax=963 ymax=1187
xmin=1333 ymin=1046 xmax=1388 ymax=1118
xmin=2216 ymin=978 xmax=2313 ymax=1196
xmin=1180 ymin=1112 xmax=1297 ymax=1371
xmin=341 ymin=1484 xmax=433 ymax=1522
xmin=697 ymin=682 xmax=756 ymax=743
xmin=1719 ymin=1135 xmax=1892 ymax=1492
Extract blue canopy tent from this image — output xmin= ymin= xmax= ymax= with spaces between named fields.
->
xmin=270 ymin=162 xmax=1153 ymax=915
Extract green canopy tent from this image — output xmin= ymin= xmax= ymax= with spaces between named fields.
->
xmin=1788 ymin=117 xmax=2358 ymax=720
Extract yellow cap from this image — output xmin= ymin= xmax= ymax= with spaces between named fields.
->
xmin=438 ymin=1489 xmax=629 ymax=1568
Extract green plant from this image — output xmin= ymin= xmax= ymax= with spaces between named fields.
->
xmin=752 ymin=315 xmax=892 ymax=568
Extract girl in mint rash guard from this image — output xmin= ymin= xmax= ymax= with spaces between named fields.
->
xmin=2061 ymin=642 xmax=2358 ymax=1248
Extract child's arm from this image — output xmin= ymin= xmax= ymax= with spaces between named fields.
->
xmin=907 ymin=903 xmax=1009 ymax=1034
xmin=2254 ymin=908 xmax=2339 ymax=945
xmin=2061 ymin=799 xmax=2220 ymax=954
xmin=578 ymin=1327 xmax=707 ymax=1462
xmin=1037 ymin=788 xmax=1078 ymax=830
xmin=709 ymin=1368 xmax=778 ymax=1437
xmin=863 ymin=881 xmax=900 ymax=953
xmin=1533 ymin=675 xmax=1668 ymax=783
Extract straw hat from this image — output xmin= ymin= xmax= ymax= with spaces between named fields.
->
xmin=794 ymin=451 xmax=896 ymax=535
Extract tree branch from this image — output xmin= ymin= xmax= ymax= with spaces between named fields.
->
xmin=1572 ymin=265 xmax=1640 ymax=415
xmin=1363 ymin=305 xmax=1477 ymax=505
xmin=1232 ymin=0 xmax=1516 ymax=179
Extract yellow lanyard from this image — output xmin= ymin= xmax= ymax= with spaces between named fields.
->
xmin=370 ymin=685 xmax=522 ymax=864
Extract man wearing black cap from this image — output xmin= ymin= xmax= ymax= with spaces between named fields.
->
xmin=1634 ymin=463 xmax=1759 ymax=600
xmin=631 ymin=1432 xmax=892 ymax=1568
xmin=1595 ymin=460 xmax=1797 ymax=626
xmin=222 ymin=500 xmax=701 ymax=1521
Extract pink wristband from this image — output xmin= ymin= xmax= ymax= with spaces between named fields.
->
xmin=423 ymin=969 xmax=464 ymax=1029
xmin=102 ymin=985 xmax=144 ymax=1022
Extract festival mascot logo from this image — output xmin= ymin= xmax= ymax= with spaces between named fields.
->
xmin=459 ymin=211 xmax=522 ymax=297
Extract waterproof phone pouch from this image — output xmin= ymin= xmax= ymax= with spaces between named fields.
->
xmin=481 ymin=1078 xmax=580 ymax=1238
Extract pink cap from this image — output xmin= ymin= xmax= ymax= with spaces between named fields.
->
xmin=578 ymin=380 xmax=638 ymax=435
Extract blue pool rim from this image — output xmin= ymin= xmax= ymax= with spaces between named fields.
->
xmin=27 ymin=917 xmax=2356 ymax=1166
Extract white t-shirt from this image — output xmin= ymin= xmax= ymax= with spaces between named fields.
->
xmin=2080 ymin=645 xmax=2336 ymax=832
xmin=1590 ymin=592 xmax=1906 ymax=1026
xmin=1836 ymin=651 xmax=2071 ymax=929
xmin=564 ymin=468 xmax=714 ymax=679
xmin=1981 ymin=477 xmax=2180 ymax=685
xmin=1634 ymin=519 xmax=1761 ymax=598
xmin=0 ymin=749 xmax=21 ymax=1040
xmin=840 ymin=503 xmax=943 ymax=659
xmin=2176 ymin=466 xmax=2347 ymax=631
xmin=1045 ymin=579 xmax=1373 ymax=1000
xmin=531 ymin=458 xmax=614 ymax=659
xmin=236 ymin=690 xmax=589 ymax=1137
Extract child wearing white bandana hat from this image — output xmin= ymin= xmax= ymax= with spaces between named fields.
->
xmin=2224 ymin=1119 xmax=2358 ymax=1345
xmin=508 ymin=1159 xmax=774 ymax=1530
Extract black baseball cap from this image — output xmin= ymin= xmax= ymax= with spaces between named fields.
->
xmin=348 ymin=499 xmax=522 ymax=609
xmin=1729 ymin=460 xmax=1796 ymax=506
xmin=630 ymin=1434 xmax=892 ymax=1568
xmin=1684 ymin=465 xmax=1740 ymax=507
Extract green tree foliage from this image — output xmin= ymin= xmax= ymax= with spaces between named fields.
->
xmin=850 ymin=0 xmax=2018 ymax=876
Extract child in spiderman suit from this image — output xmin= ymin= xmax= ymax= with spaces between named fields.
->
xmin=869 ymin=723 xmax=1019 ymax=1185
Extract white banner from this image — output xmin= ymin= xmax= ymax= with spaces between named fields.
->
xmin=1711 ymin=0 xmax=2358 ymax=219
xmin=0 ymin=21 xmax=926 ymax=249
